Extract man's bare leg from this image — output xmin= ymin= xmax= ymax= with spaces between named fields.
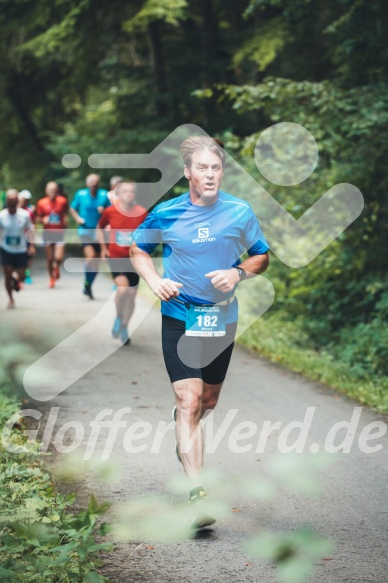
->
xmin=45 ymin=244 xmax=54 ymax=277
xmin=173 ymin=379 xmax=223 ymax=484
xmin=54 ymin=243 xmax=65 ymax=277
xmin=201 ymin=382 xmax=223 ymax=418
xmin=16 ymin=267 xmax=26 ymax=283
xmin=173 ymin=378 xmax=204 ymax=485
xmin=114 ymin=275 xmax=130 ymax=319
xmin=3 ymin=265 xmax=14 ymax=308
xmin=121 ymin=286 xmax=137 ymax=327
xmin=84 ymin=245 xmax=100 ymax=276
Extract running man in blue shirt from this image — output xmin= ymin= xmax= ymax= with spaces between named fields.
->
xmin=70 ymin=174 xmax=110 ymax=299
xmin=131 ymin=136 xmax=269 ymax=528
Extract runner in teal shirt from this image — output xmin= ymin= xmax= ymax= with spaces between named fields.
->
xmin=70 ymin=174 xmax=110 ymax=299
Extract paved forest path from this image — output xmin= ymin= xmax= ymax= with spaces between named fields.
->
xmin=3 ymin=256 xmax=387 ymax=583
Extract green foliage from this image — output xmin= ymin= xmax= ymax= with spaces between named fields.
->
xmin=233 ymin=18 xmax=289 ymax=71
xmin=246 ymin=529 xmax=333 ymax=583
xmin=0 ymin=417 xmax=113 ymax=582
xmin=123 ymin=0 xmax=188 ymax=32
xmin=18 ymin=0 xmax=92 ymax=59
xmin=0 ymin=335 xmax=113 ymax=582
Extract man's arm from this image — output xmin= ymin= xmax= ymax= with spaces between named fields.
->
xmin=35 ymin=203 xmax=50 ymax=226
xmin=69 ymin=206 xmax=85 ymax=225
xmin=205 ymin=252 xmax=269 ymax=293
xmin=63 ymin=200 xmax=69 ymax=228
xmin=238 ymin=252 xmax=269 ymax=277
xmin=130 ymin=241 xmax=183 ymax=301
xmin=34 ymin=201 xmax=43 ymax=225
xmin=97 ymin=191 xmax=111 ymax=214
xmin=26 ymin=216 xmax=36 ymax=255
xmin=69 ymin=193 xmax=85 ymax=225
xmin=96 ymin=215 xmax=109 ymax=259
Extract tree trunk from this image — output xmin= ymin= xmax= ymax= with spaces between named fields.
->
xmin=148 ymin=21 xmax=168 ymax=118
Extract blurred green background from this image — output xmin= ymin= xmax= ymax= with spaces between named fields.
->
xmin=0 ymin=0 xmax=387 ymax=410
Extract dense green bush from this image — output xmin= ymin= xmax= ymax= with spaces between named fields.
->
xmin=0 ymin=337 xmax=113 ymax=582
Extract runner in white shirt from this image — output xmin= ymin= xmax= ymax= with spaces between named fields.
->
xmin=0 ymin=190 xmax=35 ymax=308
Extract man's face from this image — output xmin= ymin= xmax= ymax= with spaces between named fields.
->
xmin=6 ymin=195 xmax=18 ymax=213
xmin=119 ymin=183 xmax=136 ymax=206
xmin=46 ymin=182 xmax=58 ymax=199
xmin=86 ymin=175 xmax=100 ymax=193
xmin=110 ymin=178 xmax=122 ymax=190
xmin=184 ymin=149 xmax=224 ymax=203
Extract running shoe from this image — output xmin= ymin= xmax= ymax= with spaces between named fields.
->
xmin=25 ymin=270 xmax=32 ymax=284
xmin=83 ymin=284 xmax=94 ymax=299
xmin=49 ymin=277 xmax=55 ymax=288
xmin=189 ymin=487 xmax=216 ymax=529
xmin=120 ymin=327 xmax=130 ymax=345
xmin=112 ymin=316 xmax=122 ymax=339
xmin=175 ymin=443 xmax=182 ymax=463
xmin=53 ymin=264 xmax=60 ymax=280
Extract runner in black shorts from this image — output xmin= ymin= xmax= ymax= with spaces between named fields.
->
xmin=97 ymin=180 xmax=147 ymax=344
xmin=162 ymin=316 xmax=237 ymax=385
xmin=0 ymin=190 xmax=35 ymax=308
xmin=131 ymin=136 xmax=270 ymax=528
xmin=70 ymin=174 xmax=110 ymax=299
xmin=107 ymin=261 xmax=139 ymax=287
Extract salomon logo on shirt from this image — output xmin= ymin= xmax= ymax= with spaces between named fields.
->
xmin=192 ymin=227 xmax=216 ymax=243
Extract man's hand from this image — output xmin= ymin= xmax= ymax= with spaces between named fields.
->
xmin=149 ymin=277 xmax=183 ymax=301
xmin=76 ymin=216 xmax=86 ymax=225
xmin=205 ymin=269 xmax=239 ymax=293
xmin=101 ymin=247 xmax=110 ymax=260
xmin=97 ymin=206 xmax=104 ymax=214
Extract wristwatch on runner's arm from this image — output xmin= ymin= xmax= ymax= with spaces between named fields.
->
xmin=233 ymin=266 xmax=247 ymax=281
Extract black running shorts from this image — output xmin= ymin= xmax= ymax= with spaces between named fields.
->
xmin=108 ymin=258 xmax=139 ymax=287
xmin=79 ymin=234 xmax=101 ymax=253
xmin=161 ymin=314 xmax=237 ymax=385
xmin=0 ymin=249 xmax=28 ymax=268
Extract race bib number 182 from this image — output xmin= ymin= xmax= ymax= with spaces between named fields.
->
xmin=185 ymin=305 xmax=226 ymax=337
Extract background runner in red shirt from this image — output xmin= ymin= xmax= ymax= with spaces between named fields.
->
xmin=36 ymin=181 xmax=69 ymax=288
xmin=97 ymin=180 xmax=147 ymax=345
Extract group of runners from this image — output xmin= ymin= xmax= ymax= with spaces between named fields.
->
xmin=1 ymin=136 xmax=270 ymax=528
xmin=0 ymin=176 xmax=147 ymax=346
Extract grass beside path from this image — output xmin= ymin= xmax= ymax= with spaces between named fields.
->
xmin=238 ymin=315 xmax=388 ymax=414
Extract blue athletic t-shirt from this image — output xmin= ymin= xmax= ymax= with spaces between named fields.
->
xmin=134 ymin=191 xmax=269 ymax=323
xmin=71 ymin=188 xmax=110 ymax=234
